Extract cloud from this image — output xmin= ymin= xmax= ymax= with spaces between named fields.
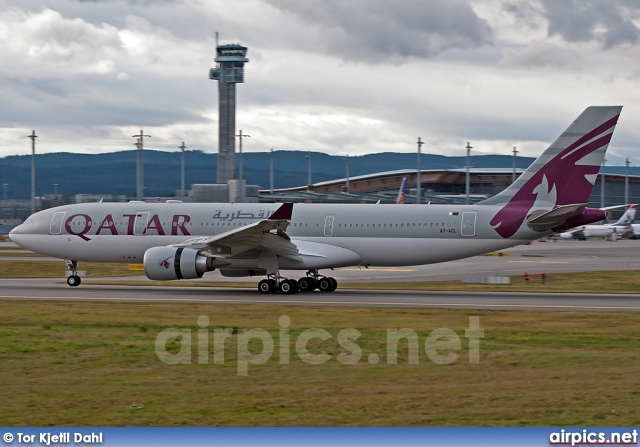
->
xmin=0 ymin=8 xmax=124 ymax=76
xmin=262 ymin=0 xmax=494 ymax=63
xmin=1 ymin=0 xmax=640 ymax=167
xmin=541 ymin=0 xmax=640 ymax=49
xmin=501 ymin=41 xmax=581 ymax=69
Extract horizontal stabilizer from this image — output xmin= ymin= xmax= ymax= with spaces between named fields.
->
xmin=527 ymin=204 xmax=586 ymax=232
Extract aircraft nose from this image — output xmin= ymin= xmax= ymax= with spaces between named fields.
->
xmin=8 ymin=224 xmax=25 ymax=244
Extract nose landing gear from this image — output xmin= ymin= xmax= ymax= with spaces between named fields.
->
xmin=65 ymin=260 xmax=81 ymax=287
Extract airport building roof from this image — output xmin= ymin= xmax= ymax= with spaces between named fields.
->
xmin=259 ymin=168 xmax=640 ymax=207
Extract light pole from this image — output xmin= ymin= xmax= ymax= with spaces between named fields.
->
xmin=133 ymin=138 xmax=140 ymax=198
xmin=306 ymin=152 xmax=312 ymax=191
xmin=27 ymin=130 xmax=37 ymax=214
xmin=132 ymin=130 xmax=151 ymax=200
xmin=512 ymin=146 xmax=518 ymax=184
xmin=2 ymin=183 xmax=7 ymax=200
xmin=344 ymin=155 xmax=350 ymax=194
xmin=465 ymin=142 xmax=472 ymax=205
xmin=236 ymin=130 xmax=250 ymax=192
xmin=416 ymin=137 xmax=424 ymax=204
xmin=625 ymin=158 xmax=630 ymax=205
xmin=269 ymin=148 xmax=274 ymax=193
xmin=179 ymin=142 xmax=187 ymax=198
xmin=601 ymin=158 xmax=606 ymax=209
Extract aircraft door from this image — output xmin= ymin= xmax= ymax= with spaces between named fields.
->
xmin=461 ymin=212 xmax=476 ymax=237
xmin=324 ymin=216 xmax=335 ymax=237
xmin=134 ymin=212 xmax=150 ymax=235
xmin=49 ymin=211 xmax=66 ymax=235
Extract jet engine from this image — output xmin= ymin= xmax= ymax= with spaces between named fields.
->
xmin=143 ymin=246 xmax=229 ymax=281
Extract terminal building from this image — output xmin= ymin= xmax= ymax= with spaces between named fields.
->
xmin=259 ymin=168 xmax=640 ymax=214
xmin=1 ymin=168 xmax=639 ymax=231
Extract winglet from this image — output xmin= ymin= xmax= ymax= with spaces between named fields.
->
xmin=268 ymin=202 xmax=294 ymax=220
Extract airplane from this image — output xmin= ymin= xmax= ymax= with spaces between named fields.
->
xmin=559 ymin=204 xmax=636 ymax=240
xmin=629 ymin=224 xmax=640 ymax=239
xmin=9 ymin=106 xmax=622 ymax=294
xmin=396 ymin=176 xmax=408 ymax=204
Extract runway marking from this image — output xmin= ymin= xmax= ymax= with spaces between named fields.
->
xmin=1 ymin=295 xmax=639 ymax=311
xmin=507 ymin=260 xmax=570 ymax=264
xmin=342 ymin=268 xmax=416 ymax=272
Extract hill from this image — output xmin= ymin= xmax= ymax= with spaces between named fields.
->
xmin=0 ymin=149 xmax=632 ymax=199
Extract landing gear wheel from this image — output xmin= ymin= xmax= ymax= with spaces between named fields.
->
xmin=279 ymin=279 xmax=299 ymax=295
xmin=318 ymin=277 xmax=334 ymax=292
xmin=258 ymin=279 xmax=277 ymax=294
xmin=317 ymin=277 xmax=337 ymax=292
xmin=298 ymin=277 xmax=316 ymax=292
xmin=67 ymin=275 xmax=81 ymax=287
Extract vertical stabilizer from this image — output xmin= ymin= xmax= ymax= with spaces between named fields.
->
xmin=396 ymin=176 xmax=408 ymax=204
xmin=481 ymin=106 xmax=622 ymax=238
xmin=612 ymin=204 xmax=637 ymax=226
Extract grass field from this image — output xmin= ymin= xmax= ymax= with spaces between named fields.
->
xmin=1 ymin=300 xmax=638 ymax=426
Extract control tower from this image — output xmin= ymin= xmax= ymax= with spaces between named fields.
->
xmin=209 ymin=43 xmax=249 ymax=184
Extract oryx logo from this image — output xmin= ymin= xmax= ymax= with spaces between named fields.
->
xmin=491 ymin=113 xmax=619 ymax=239
xmin=160 ymin=256 xmax=173 ymax=269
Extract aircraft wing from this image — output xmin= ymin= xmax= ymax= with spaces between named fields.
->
xmin=171 ymin=203 xmax=301 ymax=261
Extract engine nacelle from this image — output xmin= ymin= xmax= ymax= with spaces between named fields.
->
xmin=144 ymin=246 xmax=223 ymax=281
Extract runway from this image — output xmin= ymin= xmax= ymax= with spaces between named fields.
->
xmin=1 ymin=239 xmax=640 ymax=311
xmin=2 ymin=279 xmax=640 ymax=311
xmin=4 ymin=239 xmax=640 ymax=282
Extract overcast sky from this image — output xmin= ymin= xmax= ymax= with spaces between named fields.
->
xmin=1 ymin=0 xmax=640 ymax=165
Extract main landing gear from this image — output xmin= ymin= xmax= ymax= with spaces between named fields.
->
xmin=258 ymin=270 xmax=338 ymax=295
xmin=65 ymin=260 xmax=81 ymax=287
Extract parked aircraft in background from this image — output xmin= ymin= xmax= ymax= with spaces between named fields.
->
xmin=559 ymin=204 xmax=636 ymax=240
xmin=626 ymin=220 xmax=640 ymax=240
xmin=10 ymin=106 xmax=622 ymax=294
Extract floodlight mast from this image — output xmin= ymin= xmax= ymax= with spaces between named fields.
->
xmin=179 ymin=142 xmax=187 ymax=198
xmin=132 ymin=130 xmax=151 ymax=200
xmin=512 ymin=146 xmax=518 ymax=184
xmin=344 ymin=155 xmax=350 ymax=194
xmin=27 ymin=130 xmax=37 ymax=214
xmin=465 ymin=142 xmax=472 ymax=205
xmin=236 ymin=130 xmax=250 ymax=189
xmin=416 ymin=137 xmax=424 ymax=204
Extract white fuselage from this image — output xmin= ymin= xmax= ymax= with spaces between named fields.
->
xmin=559 ymin=224 xmax=630 ymax=239
xmin=10 ymin=202 xmax=534 ymax=272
